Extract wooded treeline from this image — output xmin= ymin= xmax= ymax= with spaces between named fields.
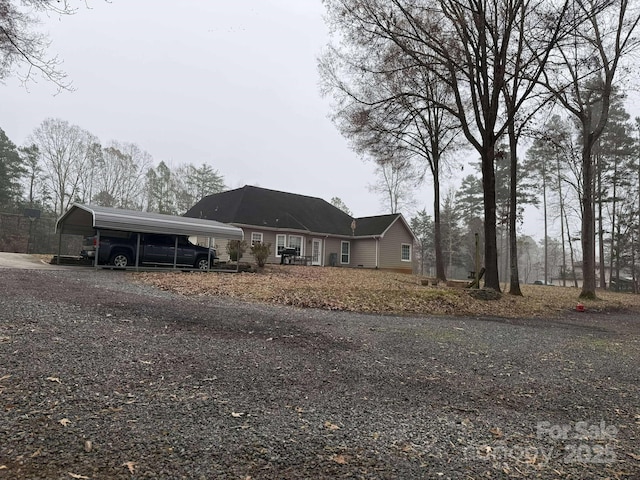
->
xmin=0 ymin=118 xmax=225 ymax=218
xmin=321 ymin=0 xmax=640 ymax=297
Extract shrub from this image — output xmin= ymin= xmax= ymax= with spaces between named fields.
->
xmin=250 ymin=242 xmax=271 ymax=268
xmin=226 ymin=240 xmax=248 ymax=262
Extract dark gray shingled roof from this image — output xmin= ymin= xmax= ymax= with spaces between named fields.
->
xmin=184 ymin=185 xmax=403 ymax=237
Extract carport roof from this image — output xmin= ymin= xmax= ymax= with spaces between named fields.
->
xmin=56 ymin=203 xmax=244 ymax=239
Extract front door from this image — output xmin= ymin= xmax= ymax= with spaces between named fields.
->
xmin=311 ymin=239 xmax=322 ymax=266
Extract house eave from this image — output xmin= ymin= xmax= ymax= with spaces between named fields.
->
xmin=228 ymin=223 xmax=381 ymax=240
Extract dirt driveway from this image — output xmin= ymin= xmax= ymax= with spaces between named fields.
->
xmin=0 ymin=266 xmax=638 ymax=479
xmin=0 ymin=252 xmax=73 ymax=270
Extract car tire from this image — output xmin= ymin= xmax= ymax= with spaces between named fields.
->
xmin=110 ymin=252 xmax=131 ymax=268
xmin=195 ymin=257 xmax=210 ymax=270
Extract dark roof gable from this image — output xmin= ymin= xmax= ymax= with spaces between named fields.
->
xmin=185 ymin=185 xmax=406 ymax=237
xmin=353 ymin=214 xmax=400 ymax=236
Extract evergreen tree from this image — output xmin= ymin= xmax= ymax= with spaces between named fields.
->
xmin=595 ymin=95 xmax=636 ymax=289
xmin=0 ymin=128 xmax=25 ymax=211
xmin=440 ymin=191 xmax=466 ymax=278
xmin=410 ymin=209 xmax=434 ymax=276
xmin=455 ymin=175 xmax=483 ymax=227
xmin=18 ymin=144 xmax=42 ymax=208
xmin=174 ymin=163 xmax=225 ymax=214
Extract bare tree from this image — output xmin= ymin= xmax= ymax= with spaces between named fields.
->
xmin=321 ymin=7 xmax=460 ymax=282
xmin=30 ymin=118 xmax=97 ymax=215
xmin=540 ymin=0 xmax=640 ymax=298
xmin=90 ymin=141 xmax=152 ymax=209
xmin=323 ymin=0 xmax=572 ymax=290
xmin=367 ymin=152 xmax=421 ymax=214
xmin=499 ymin=0 xmax=570 ymax=295
xmin=145 ymin=161 xmax=177 ymax=215
xmin=0 ymin=0 xmax=77 ymax=90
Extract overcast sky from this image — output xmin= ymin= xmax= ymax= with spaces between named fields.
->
xmin=0 ymin=0 xmax=448 ymax=219
xmin=3 ymin=0 xmax=586 ymax=242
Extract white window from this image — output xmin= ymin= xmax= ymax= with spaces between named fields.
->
xmin=288 ymin=235 xmax=303 ymax=256
xmin=251 ymin=232 xmax=263 ymax=246
xmin=401 ymin=243 xmax=411 ymax=262
xmin=341 ymin=241 xmax=350 ymax=264
xmin=276 ymin=234 xmax=286 ymax=256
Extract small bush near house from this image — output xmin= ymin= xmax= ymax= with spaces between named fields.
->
xmin=251 ymin=242 xmax=271 ymax=268
xmin=226 ymin=240 xmax=248 ymax=262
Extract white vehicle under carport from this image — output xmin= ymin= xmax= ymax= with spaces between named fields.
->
xmin=56 ymin=203 xmax=244 ymax=270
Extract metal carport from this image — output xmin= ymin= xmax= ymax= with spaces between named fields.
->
xmin=55 ymin=203 xmax=244 ymax=270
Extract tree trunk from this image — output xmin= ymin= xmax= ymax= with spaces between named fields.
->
xmin=615 ymin=223 xmax=621 ymax=290
xmin=544 ymin=162 xmax=548 ymax=286
xmin=481 ymin=144 xmax=500 ymax=291
xmin=565 ymin=211 xmax=579 ymax=288
xmin=580 ymin=133 xmax=597 ymax=299
xmin=632 ymin=232 xmax=637 ymax=294
xmin=433 ymin=177 xmax=447 ymax=281
xmin=609 ymin=158 xmax=618 ymax=290
xmin=637 ymin=143 xmax=640 ymax=293
xmin=597 ymin=149 xmax=606 ymax=289
xmin=557 ymin=153 xmax=566 ymax=287
xmin=508 ymin=124 xmax=521 ymax=295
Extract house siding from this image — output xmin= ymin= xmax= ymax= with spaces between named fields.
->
xmin=215 ymin=238 xmax=232 ymax=262
xmin=324 ymin=237 xmax=344 ymax=266
xmin=351 ymin=238 xmax=377 ymax=268
xmin=241 ymin=228 xmax=308 ymax=264
xmin=196 ymin=220 xmax=414 ymax=273
xmin=379 ymin=220 xmax=414 ymax=273
xmin=250 ymin=229 xmax=280 ymax=264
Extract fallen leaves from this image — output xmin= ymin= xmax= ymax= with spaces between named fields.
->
xmin=231 ymin=412 xmax=245 ymax=418
xmin=123 ymin=461 xmax=136 ymax=473
xmin=330 ymin=453 xmax=348 ymax=464
xmin=134 ymin=265 xmax=640 ymax=318
xmin=68 ymin=473 xmax=90 ymax=479
xmin=46 ymin=376 xmax=62 ymax=383
xmin=59 ymin=418 xmax=71 ymax=427
xmin=324 ymin=421 xmax=340 ymax=431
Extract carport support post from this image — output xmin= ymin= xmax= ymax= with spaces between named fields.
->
xmin=207 ymin=237 xmax=212 ymax=271
xmin=56 ymin=231 xmax=62 ymax=265
xmin=173 ymin=236 xmax=178 ymax=269
xmin=94 ymin=230 xmax=101 ymax=269
xmin=135 ymin=233 xmax=141 ymax=271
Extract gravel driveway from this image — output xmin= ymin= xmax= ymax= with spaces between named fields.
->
xmin=0 ymin=267 xmax=638 ymax=479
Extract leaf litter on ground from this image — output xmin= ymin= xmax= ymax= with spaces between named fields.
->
xmin=135 ymin=265 xmax=640 ymax=318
